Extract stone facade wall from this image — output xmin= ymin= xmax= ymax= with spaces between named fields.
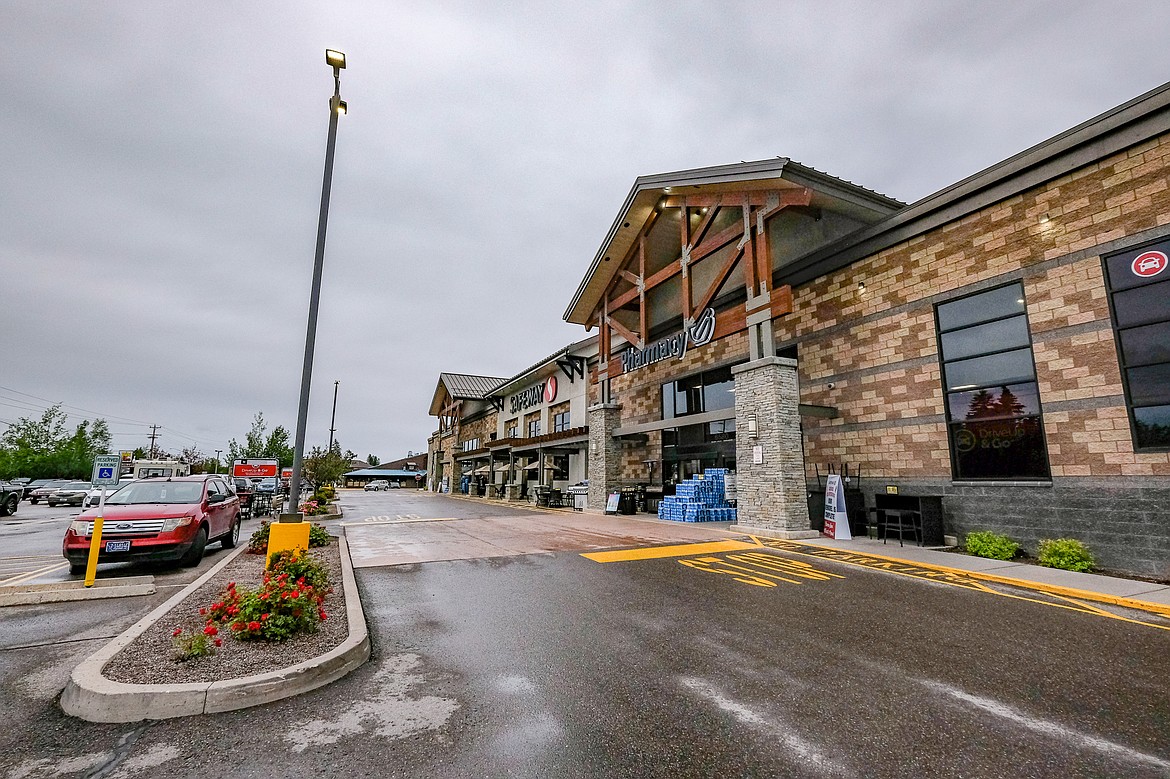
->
xmin=733 ymin=358 xmax=812 ymax=535
xmin=778 ymin=131 xmax=1170 ymax=575
xmin=587 ymin=404 xmax=623 ymax=510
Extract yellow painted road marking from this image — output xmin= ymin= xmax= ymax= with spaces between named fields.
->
xmin=0 ymin=561 xmax=69 ymax=587
xmin=581 ymin=540 xmax=759 ymax=563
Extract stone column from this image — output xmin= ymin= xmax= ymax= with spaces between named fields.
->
xmin=731 ymin=357 xmax=816 ymax=538
xmin=587 ymin=402 xmax=622 ymax=512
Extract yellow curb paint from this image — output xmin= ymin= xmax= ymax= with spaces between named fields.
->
xmin=760 ymin=537 xmax=1170 ymax=620
xmin=581 ymin=540 xmax=759 ymax=563
xmin=266 ymin=522 xmax=311 ymax=568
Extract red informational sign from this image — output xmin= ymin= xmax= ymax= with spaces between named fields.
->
xmin=232 ymin=459 xmax=279 ymax=478
xmin=544 ymin=375 xmax=558 ymax=404
xmin=1132 ymin=250 xmax=1168 ymax=278
xmin=281 ymin=468 xmax=293 ymax=479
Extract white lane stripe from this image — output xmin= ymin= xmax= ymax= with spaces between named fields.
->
xmin=679 ymin=677 xmax=854 ymax=777
xmin=922 ymin=679 xmax=1170 ymax=771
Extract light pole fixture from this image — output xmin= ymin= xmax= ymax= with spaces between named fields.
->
xmin=286 ymin=49 xmax=346 ymax=522
xmin=214 ymin=449 xmax=223 ymax=474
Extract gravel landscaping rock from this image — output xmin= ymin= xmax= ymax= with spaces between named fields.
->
xmin=102 ymin=541 xmax=347 ymax=685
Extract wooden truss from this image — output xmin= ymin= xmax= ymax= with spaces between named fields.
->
xmin=590 ymin=188 xmax=809 ymax=379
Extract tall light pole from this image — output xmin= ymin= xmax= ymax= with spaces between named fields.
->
xmin=286 ymin=49 xmax=347 ymax=522
xmin=328 ymin=380 xmax=339 ymax=451
xmin=214 ymin=449 xmax=223 ymax=474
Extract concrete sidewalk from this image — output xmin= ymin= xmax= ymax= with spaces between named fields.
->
xmin=796 ymin=534 xmax=1170 ymax=612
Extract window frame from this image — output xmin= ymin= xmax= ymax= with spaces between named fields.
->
xmin=934 ymin=281 xmax=1051 ymax=481
xmin=1102 ymin=238 xmax=1170 ymax=452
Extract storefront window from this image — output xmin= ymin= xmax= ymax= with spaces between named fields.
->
xmin=936 ymin=282 xmax=1050 ymax=479
xmin=527 ymin=419 xmax=541 ymax=437
xmin=662 ymin=365 xmax=739 ymax=420
xmin=1104 ymin=239 xmax=1170 ymax=449
xmin=661 ymin=420 xmax=736 ymax=493
xmin=553 ymin=411 xmax=570 ymax=433
xmin=506 ymin=420 xmax=518 ymax=438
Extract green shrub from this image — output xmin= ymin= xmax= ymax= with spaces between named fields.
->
xmin=1037 ymin=538 xmax=1094 ymax=572
xmin=964 ymin=530 xmax=1020 ymax=560
xmin=170 ymin=624 xmax=220 ymax=661
xmin=247 ymin=521 xmax=331 ymax=554
xmin=204 ymin=552 xmax=332 ymax=642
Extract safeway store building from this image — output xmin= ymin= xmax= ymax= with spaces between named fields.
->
xmin=564 ymin=81 xmax=1170 ymax=577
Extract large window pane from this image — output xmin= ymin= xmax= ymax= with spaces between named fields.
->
xmin=937 ymin=284 xmax=1026 ymax=332
xmin=1134 ymin=405 xmax=1170 ymax=448
xmin=1112 ymin=280 xmax=1170 ymax=328
xmin=704 ymin=376 xmax=735 ymax=413
xmin=1119 ymin=321 xmax=1170 ymax=367
xmin=940 ymin=316 xmax=1030 ymax=361
xmin=950 ymin=417 xmax=1049 ymax=479
xmin=943 ymin=348 xmax=1035 ymax=391
xmin=1127 ymin=363 xmax=1170 ymax=406
xmin=947 ymin=383 xmax=1041 ymax=420
xmin=662 ymin=384 xmax=675 ymax=420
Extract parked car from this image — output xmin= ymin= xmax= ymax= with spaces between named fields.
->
xmin=28 ymin=480 xmax=69 ymax=504
xmin=0 ymin=482 xmax=22 ymax=516
xmin=364 ymin=479 xmax=390 ymax=491
xmin=61 ymin=475 xmax=241 ymax=574
xmin=22 ymin=479 xmax=57 ymax=501
xmin=85 ymin=478 xmax=136 ymax=508
xmin=254 ymin=477 xmax=278 ymax=494
xmin=47 ymin=481 xmax=95 ymax=507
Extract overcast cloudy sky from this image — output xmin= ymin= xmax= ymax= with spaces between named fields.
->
xmin=2 ymin=1 xmax=1167 ymax=464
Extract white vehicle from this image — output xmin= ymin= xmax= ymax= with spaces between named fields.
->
xmin=85 ymin=478 xmax=136 ymax=508
xmin=127 ymin=460 xmax=190 ymax=480
xmin=364 ymin=479 xmax=390 ymax=491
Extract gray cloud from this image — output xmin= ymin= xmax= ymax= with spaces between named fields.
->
xmin=2 ymin=0 xmax=1167 ymax=460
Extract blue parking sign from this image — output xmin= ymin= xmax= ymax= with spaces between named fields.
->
xmin=92 ymin=454 xmax=122 ymax=487
xmin=98 ymin=467 xmax=114 ymax=479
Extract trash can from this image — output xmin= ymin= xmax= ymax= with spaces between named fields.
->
xmin=569 ymin=486 xmax=589 ymax=511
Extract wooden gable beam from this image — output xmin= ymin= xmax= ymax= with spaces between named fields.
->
xmin=606 ymin=314 xmax=642 ymax=349
xmin=693 ymin=244 xmax=745 ymax=316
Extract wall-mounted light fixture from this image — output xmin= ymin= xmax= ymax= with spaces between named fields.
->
xmin=747 ymin=413 xmax=758 ymax=439
xmin=857 ymin=281 xmax=867 ymax=293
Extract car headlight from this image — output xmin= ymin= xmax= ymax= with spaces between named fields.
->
xmin=69 ymin=520 xmax=89 ymax=536
xmin=161 ymin=515 xmax=196 ymax=533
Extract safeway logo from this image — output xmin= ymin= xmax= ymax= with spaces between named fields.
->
xmin=543 ymin=376 xmax=558 ymax=404
xmin=1132 ymin=250 xmax=1168 ymax=278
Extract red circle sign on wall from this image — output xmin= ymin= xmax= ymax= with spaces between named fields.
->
xmin=1132 ymin=250 xmax=1168 ymax=278
xmin=544 ymin=376 xmax=558 ymax=404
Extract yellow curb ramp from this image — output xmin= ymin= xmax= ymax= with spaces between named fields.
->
xmin=60 ymin=536 xmax=369 ymax=723
xmin=784 ymin=539 xmax=1170 ymax=619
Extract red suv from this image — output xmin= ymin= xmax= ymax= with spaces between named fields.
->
xmin=62 ymin=475 xmax=241 ymax=575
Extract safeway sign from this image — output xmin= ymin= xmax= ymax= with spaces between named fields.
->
xmin=233 ymin=459 xmax=279 ymax=478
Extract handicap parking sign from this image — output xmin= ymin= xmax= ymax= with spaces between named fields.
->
xmin=92 ymin=455 xmax=122 ymax=486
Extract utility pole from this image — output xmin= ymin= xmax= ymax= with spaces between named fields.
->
xmin=328 ymin=380 xmax=339 ymax=451
xmin=148 ymin=425 xmax=161 ymax=459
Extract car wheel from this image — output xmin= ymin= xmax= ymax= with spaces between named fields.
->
xmin=221 ymin=514 xmax=241 ymax=549
xmin=29 ymin=498 xmax=38 ymax=504
xmin=69 ymin=561 xmax=86 ymax=576
xmin=180 ymin=526 xmax=208 ymax=567
xmin=48 ymin=500 xmax=57 ymax=507
xmin=0 ymin=496 xmax=12 ymax=517
xmin=4 ymin=495 xmax=17 ymax=516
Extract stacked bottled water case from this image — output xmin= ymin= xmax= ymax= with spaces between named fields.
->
xmin=657 ymin=468 xmax=737 ymax=522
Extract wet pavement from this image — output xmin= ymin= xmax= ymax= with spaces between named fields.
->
xmin=1 ymin=488 xmax=1168 ymax=778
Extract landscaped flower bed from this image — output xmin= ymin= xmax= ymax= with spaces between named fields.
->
xmin=102 ymin=541 xmax=347 ymax=685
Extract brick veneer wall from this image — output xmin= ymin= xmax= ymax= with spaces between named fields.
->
xmin=779 ymin=132 xmax=1170 ymax=575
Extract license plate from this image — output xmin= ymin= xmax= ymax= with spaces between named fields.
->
xmin=105 ymin=540 xmax=131 ymax=553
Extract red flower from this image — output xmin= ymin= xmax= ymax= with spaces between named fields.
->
xmin=260 ymin=592 xmax=270 ymax=601
xmin=227 ymin=581 xmax=236 ymax=589
xmin=247 ymin=621 xmax=261 ymax=631
xmin=172 ymin=627 xmax=182 ymax=637
xmin=214 ymin=638 xmax=222 ymax=647
xmin=230 ymin=623 xmax=242 ymax=631
xmin=203 ymin=625 xmax=218 ymax=637
xmin=261 ymin=613 xmax=269 ymax=621
xmin=319 ymin=611 xmax=328 ymax=620
xmin=199 ymin=607 xmax=207 ymax=616
xmin=290 ymin=591 xmax=300 ymax=599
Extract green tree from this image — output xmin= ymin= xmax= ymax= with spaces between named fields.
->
xmin=302 ymin=442 xmax=356 ymax=490
xmin=227 ymin=413 xmax=294 ymax=468
xmin=0 ymin=405 xmax=111 ymax=479
xmin=367 ymin=454 xmax=381 ymax=467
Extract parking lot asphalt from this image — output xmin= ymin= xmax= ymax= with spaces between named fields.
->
xmin=2 ymin=489 xmax=1168 ymax=778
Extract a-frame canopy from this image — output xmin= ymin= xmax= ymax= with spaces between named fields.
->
xmin=563 ymin=158 xmax=904 ymax=345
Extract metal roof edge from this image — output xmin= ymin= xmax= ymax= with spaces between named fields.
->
xmin=779 ymin=79 xmax=1170 ymax=288
xmin=490 ymin=335 xmax=600 ymax=396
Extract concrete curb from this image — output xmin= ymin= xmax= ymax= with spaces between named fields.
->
xmin=60 ymin=535 xmax=369 ymax=722
xmin=0 ymin=575 xmax=155 ymax=607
